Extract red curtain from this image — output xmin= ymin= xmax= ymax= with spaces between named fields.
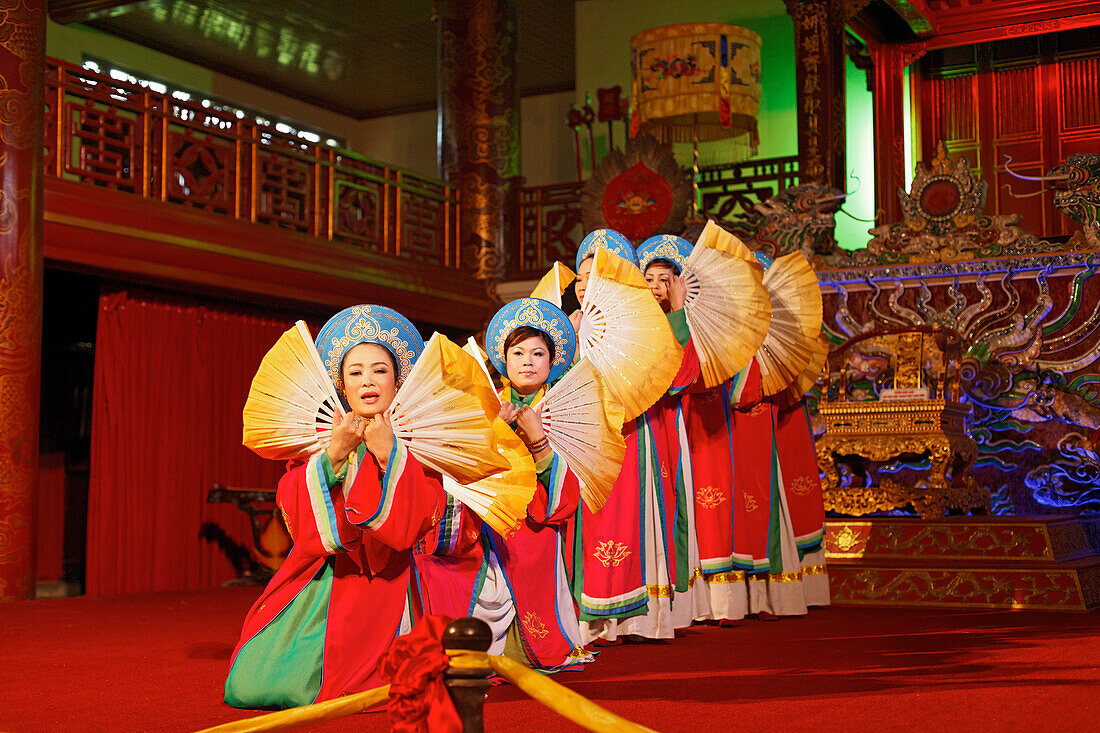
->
xmin=36 ymin=452 xmax=67 ymax=581
xmin=86 ymin=288 xmax=293 ymax=596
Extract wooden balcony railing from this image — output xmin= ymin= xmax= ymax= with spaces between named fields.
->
xmin=44 ymin=58 xmax=461 ymax=269
xmin=697 ymin=155 xmax=800 ymax=221
xmin=514 ymin=181 xmax=585 ymax=279
xmin=512 ymin=157 xmax=799 ymax=279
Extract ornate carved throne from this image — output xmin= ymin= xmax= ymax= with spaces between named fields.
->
xmin=816 ymin=325 xmax=987 ymax=518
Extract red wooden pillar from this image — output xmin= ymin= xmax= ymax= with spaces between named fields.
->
xmin=0 ymin=0 xmax=46 ymax=601
xmin=869 ymin=41 xmax=926 ymax=224
xmin=785 ymin=0 xmax=847 ymax=190
xmin=438 ymin=0 xmax=520 ymax=292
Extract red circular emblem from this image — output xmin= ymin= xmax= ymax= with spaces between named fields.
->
xmin=602 ymin=162 xmax=674 ymax=240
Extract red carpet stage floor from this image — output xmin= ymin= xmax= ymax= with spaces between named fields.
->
xmin=2 ymin=587 xmax=1098 ymax=732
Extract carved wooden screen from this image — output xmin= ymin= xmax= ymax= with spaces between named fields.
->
xmin=917 ymin=29 xmax=1100 ymax=238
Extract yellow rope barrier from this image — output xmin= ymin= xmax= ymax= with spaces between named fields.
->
xmin=199 ymin=652 xmax=656 ymax=733
xmin=450 ymin=651 xmax=657 ymax=733
xmin=194 ymin=685 xmax=390 ymax=733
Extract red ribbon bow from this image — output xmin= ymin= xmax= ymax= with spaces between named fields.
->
xmin=380 ymin=614 xmax=462 ymax=733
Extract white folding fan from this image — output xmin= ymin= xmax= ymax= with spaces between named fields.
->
xmin=530 ymin=262 xmax=576 ymax=308
xmin=242 ymin=320 xmax=345 ymax=461
xmin=577 ymin=247 xmax=684 ymax=421
xmin=388 ymin=332 xmax=516 ymax=485
xmin=773 ymin=333 xmax=830 ymax=411
xmin=534 ymin=358 xmax=626 ymax=512
xmin=681 ymin=231 xmax=772 ymax=388
xmin=757 ymin=252 xmax=825 ymax=396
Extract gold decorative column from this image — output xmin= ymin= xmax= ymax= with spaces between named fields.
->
xmin=0 ymin=0 xmax=46 ymax=601
xmin=438 ymin=0 xmax=520 ymax=293
xmin=785 ymin=0 xmax=846 ymax=190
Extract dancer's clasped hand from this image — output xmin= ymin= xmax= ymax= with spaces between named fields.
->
xmin=326 ymin=411 xmax=366 ymax=465
xmin=499 ymin=402 xmax=549 ymax=456
xmin=326 ymin=410 xmax=394 ymax=469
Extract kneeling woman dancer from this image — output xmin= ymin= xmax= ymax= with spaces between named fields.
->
xmin=225 ymin=305 xmax=479 ymax=709
xmin=418 ymin=298 xmax=591 ymax=671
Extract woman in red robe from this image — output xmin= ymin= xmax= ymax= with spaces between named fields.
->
xmin=568 ymin=230 xmax=704 ymax=642
xmin=224 ymin=305 xmax=479 ymax=709
xmin=416 ymin=298 xmax=591 ymax=671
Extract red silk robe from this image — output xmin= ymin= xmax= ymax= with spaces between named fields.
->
xmin=568 ymin=310 xmax=702 ymax=637
xmin=417 ymin=450 xmax=587 ymax=671
xmin=416 ymin=386 xmax=587 ymax=671
xmin=224 ymin=441 xmax=476 ymax=709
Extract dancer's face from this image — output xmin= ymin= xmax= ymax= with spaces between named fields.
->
xmin=341 ymin=343 xmax=398 ymax=417
xmin=574 ymin=256 xmax=593 ymax=305
xmin=505 ymin=335 xmax=552 ymax=395
xmin=645 ymin=262 xmax=678 ymax=313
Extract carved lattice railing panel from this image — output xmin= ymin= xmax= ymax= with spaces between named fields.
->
xmin=44 ymin=58 xmax=460 ymax=268
xmin=697 ymin=155 xmax=799 ymax=223
xmin=514 ymin=181 xmax=585 ymax=279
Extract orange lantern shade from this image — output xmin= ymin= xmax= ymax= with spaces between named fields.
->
xmin=631 ymin=23 xmax=761 ymax=155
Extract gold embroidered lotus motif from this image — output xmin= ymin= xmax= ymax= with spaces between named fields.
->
xmin=744 ymin=493 xmax=760 ymax=512
xmin=696 ymin=485 xmax=728 ymax=509
xmin=593 ymin=540 xmax=632 ymax=567
xmin=789 ymin=475 xmax=817 ymax=496
xmin=522 ymin=611 xmax=549 ymax=639
xmin=748 ymin=403 xmax=769 ymax=417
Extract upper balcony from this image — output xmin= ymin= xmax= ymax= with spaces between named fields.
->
xmin=42 ymin=58 xmax=488 ymax=330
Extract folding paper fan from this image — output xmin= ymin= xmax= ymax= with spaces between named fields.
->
xmin=682 ymin=238 xmax=772 ymax=388
xmin=788 ymin=332 xmax=830 ymax=399
xmin=534 ymin=358 xmax=626 ymax=512
xmin=697 ymin=220 xmax=757 ymax=264
xmin=449 ymin=336 xmax=537 ymax=536
xmin=242 ymin=321 xmax=345 ymax=461
xmin=577 ymin=248 xmax=684 ymax=421
xmin=389 ymin=333 xmax=512 ymax=485
xmin=462 ymin=336 xmax=497 ymax=389
xmin=530 ymin=262 xmax=576 ymax=308
xmin=757 ymin=252 xmax=824 ymax=396
xmin=442 ymin=417 xmax=536 ymax=539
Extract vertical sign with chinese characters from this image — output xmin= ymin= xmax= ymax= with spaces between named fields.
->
xmin=786 ymin=0 xmax=846 ymax=190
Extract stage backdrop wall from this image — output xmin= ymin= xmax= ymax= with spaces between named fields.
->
xmin=86 ymin=289 xmax=291 ymax=596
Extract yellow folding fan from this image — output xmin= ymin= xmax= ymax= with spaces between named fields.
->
xmin=242 ymin=321 xmax=346 ymax=461
xmin=576 ymin=248 xmax=684 ymax=421
xmin=757 ymin=252 xmax=824 ymax=396
xmin=440 ymin=336 xmax=538 ymax=538
xmin=789 ymin=332 xmax=830 ymax=399
xmin=530 ymin=262 xmax=576 ymax=308
xmin=697 ymin=219 xmax=757 ymax=264
xmin=534 ymin=357 xmax=626 ymax=512
xmin=388 ymin=333 xmax=533 ymax=532
xmin=682 ymin=232 xmax=772 ymax=388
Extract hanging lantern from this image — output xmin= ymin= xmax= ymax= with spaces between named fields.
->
xmin=631 ymin=23 xmax=761 ymax=159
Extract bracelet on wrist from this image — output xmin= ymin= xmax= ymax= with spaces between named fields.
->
xmin=528 ymin=437 xmax=549 ymax=453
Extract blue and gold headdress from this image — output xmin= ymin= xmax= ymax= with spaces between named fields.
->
xmin=315 ymin=304 xmax=424 ymax=389
xmin=486 ymin=298 xmax=576 ymax=383
xmin=575 ymin=228 xmax=638 ymax=270
xmin=637 ymin=234 xmax=693 ymax=273
xmin=753 ymin=250 xmax=775 ymax=270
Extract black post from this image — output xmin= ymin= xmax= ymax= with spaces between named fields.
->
xmin=443 ymin=617 xmax=493 ymax=733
